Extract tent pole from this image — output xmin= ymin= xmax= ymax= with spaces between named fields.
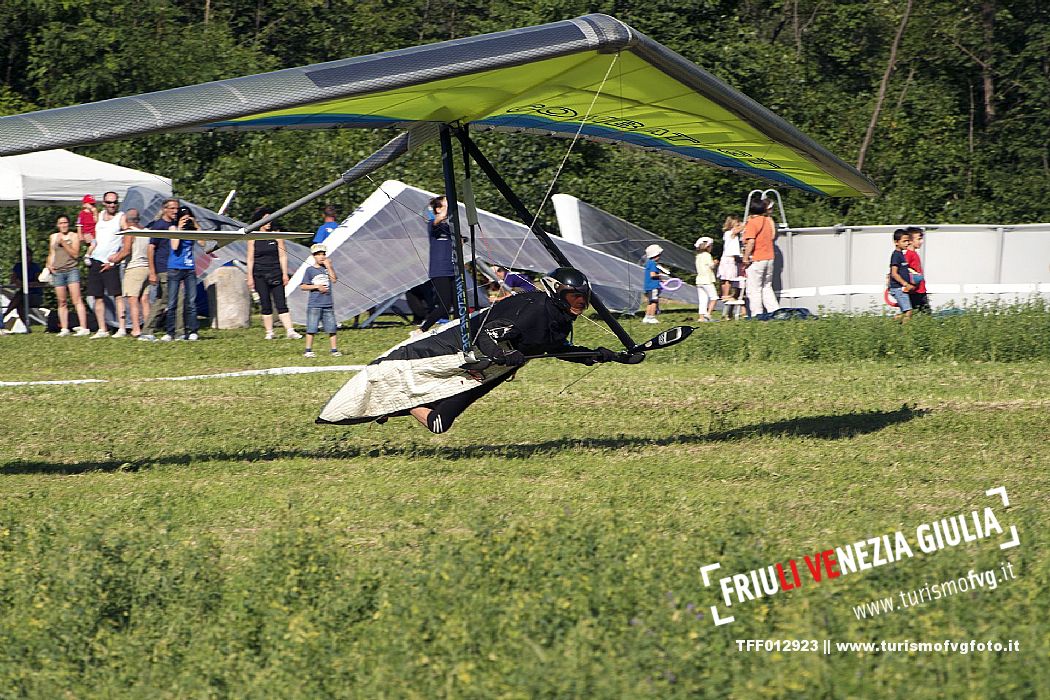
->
xmin=18 ymin=195 xmax=30 ymax=332
xmin=456 ymin=129 xmax=637 ymax=351
xmin=439 ymin=125 xmax=471 ymax=353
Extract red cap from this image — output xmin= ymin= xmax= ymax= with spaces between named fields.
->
xmin=82 ymin=194 xmax=96 ymax=204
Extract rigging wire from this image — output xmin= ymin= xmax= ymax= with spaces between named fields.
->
xmin=466 ymin=52 xmax=623 ymax=343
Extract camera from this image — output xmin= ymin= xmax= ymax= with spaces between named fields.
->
xmin=177 ymin=206 xmax=197 ymax=231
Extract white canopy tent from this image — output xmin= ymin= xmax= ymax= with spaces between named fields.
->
xmin=0 ymin=149 xmax=171 ymax=329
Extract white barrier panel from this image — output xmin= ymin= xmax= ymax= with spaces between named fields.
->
xmin=775 ymin=223 xmax=1050 ymax=312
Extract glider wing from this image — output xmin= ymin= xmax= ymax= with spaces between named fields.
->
xmin=0 ymin=15 xmax=876 ymax=197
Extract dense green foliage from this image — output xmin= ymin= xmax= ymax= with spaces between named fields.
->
xmin=1 ymin=314 xmax=1048 ymax=696
xmin=1 ymin=1 xmax=1048 ymax=273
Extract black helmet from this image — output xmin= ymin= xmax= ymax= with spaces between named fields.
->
xmin=540 ymin=267 xmax=591 ymax=310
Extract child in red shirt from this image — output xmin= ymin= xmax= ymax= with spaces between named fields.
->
xmin=905 ymin=227 xmax=929 ymax=313
xmin=77 ymin=194 xmax=98 ymax=244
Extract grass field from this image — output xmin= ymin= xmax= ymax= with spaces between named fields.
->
xmin=1 ymin=308 xmax=1048 ymax=698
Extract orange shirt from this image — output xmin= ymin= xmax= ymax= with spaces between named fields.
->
xmin=744 ymin=215 xmax=775 ymax=261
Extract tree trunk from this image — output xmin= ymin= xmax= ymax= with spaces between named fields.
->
xmin=980 ymin=0 xmax=996 ymax=123
xmin=856 ymin=0 xmax=913 ymax=172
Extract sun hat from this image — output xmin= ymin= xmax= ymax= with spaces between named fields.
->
xmin=645 ymin=244 xmax=663 ymax=258
xmin=81 ymin=194 xmax=96 ymax=204
xmin=694 ymin=236 xmax=713 ymax=248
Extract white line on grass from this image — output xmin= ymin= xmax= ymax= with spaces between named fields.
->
xmin=0 ymin=365 xmax=365 ymax=387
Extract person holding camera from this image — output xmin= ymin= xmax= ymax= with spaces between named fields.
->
xmin=161 ymin=204 xmax=204 ymax=341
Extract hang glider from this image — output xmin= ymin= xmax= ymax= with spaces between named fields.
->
xmin=0 ymin=14 xmax=875 ymax=198
xmin=552 ymin=193 xmax=697 ymax=271
xmin=0 ymin=15 xmax=879 ymax=432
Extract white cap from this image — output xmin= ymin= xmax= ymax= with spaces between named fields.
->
xmin=645 ymin=244 xmax=663 ymax=258
xmin=694 ymin=236 xmax=713 ymax=248
xmin=310 ymin=243 xmax=327 ymax=254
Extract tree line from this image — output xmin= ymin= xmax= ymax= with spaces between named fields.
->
xmin=1 ymin=0 xmax=1047 ymax=272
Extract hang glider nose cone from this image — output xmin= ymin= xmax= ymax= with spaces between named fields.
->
xmin=574 ymin=13 xmax=636 ymax=50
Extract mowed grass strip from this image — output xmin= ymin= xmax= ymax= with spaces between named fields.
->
xmin=1 ymin=310 xmax=1048 ymax=697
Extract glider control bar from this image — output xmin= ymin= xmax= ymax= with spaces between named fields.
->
xmin=456 ymin=129 xmax=638 ymax=352
xmin=460 ymin=326 xmax=692 ymax=371
xmin=530 ymin=325 xmax=694 ymax=359
xmin=628 ymin=324 xmax=694 ymax=353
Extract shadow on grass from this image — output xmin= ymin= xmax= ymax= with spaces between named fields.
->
xmin=2 ymin=405 xmax=925 ymax=476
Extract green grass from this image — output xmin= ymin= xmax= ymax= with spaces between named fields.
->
xmin=1 ymin=310 xmax=1048 ymax=697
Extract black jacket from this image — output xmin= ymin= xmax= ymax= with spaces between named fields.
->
xmin=381 ymin=292 xmax=592 ymax=364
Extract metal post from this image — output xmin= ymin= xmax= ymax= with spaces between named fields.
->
xmin=995 ymin=226 xmax=1005 ymax=284
xmin=18 ymin=196 xmax=30 ymax=331
xmin=458 ymin=130 xmax=637 ymax=351
xmin=439 ymin=125 xmax=471 ymax=353
xmin=844 ymin=227 xmax=853 ymax=313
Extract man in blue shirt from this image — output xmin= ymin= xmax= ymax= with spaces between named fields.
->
xmin=312 ymin=204 xmax=339 ymax=244
xmin=496 ymin=267 xmax=536 ymax=294
xmin=145 ymin=198 xmax=179 ymax=339
xmin=419 ymin=196 xmax=456 ymax=332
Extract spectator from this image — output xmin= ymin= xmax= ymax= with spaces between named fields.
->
xmin=905 ymin=226 xmax=930 ymax=313
xmin=694 ymin=236 xmax=717 ymax=322
xmin=888 ymin=228 xmax=915 ymax=323
xmin=247 ymin=206 xmax=302 ymax=340
xmin=419 ymin=195 xmax=457 ymax=332
xmin=404 ymin=282 xmax=430 ymax=324
xmin=742 ymin=198 xmax=780 ymax=317
xmin=77 ymin=194 xmax=98 ymax=245
xmin=146 ymin=199 xmax=179 ymax=338
xmin=642 ymin=243 xmax=664 ymax=324
xmin=161 ymin=206 xmax=203 ymax=341
xmin=313 ymin=204 xmax=339 ymax=244
xmin=718 ymin=215 xmax=745 ymax=302
xmin=300 ymin=243 xmax=340 ymax=357
xmin=118 ymin=209 xmax=153 ymax=339
xmin=45 ymin=214 xmax=90 ymax=336
xmin=85 ymin=191 xmax=126 ymax=338
xmin=486 ymin=278 xmax=502 ymax=304
xmin=5 ymin=247 xmax=44 ymax=331
xmin=493 ymin=266 xmax=536 ymax=300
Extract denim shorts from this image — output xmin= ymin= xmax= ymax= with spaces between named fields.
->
xmin=889 ymin=287 xmax=913 ymax=312
xmin=306 ymin=306 xmax=337 ymax=334
xmin=51 ymin=268 xmax=81 ymax=287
